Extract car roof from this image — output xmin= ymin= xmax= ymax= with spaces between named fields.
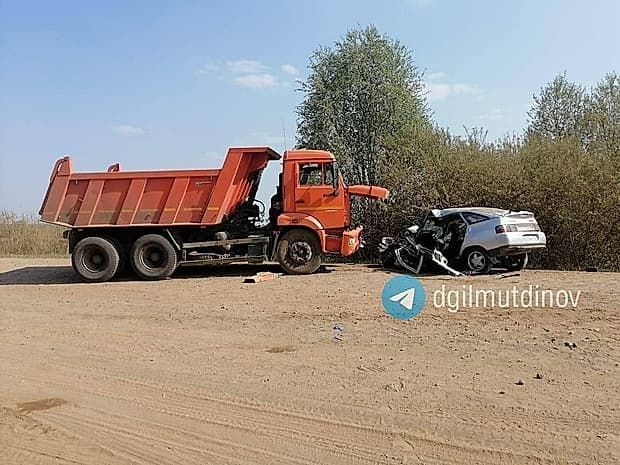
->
xmin=431 ymin=207 xmax=509 ymax=218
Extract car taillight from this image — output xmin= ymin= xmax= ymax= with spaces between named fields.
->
xmin=496 ymin=224 xmax=518 ymax=233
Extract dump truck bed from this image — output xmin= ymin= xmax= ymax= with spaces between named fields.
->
xmin=39 ymin=147 xmax=280 ymax=228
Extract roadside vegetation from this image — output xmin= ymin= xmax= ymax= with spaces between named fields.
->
xmin=2 ymin=26 xmax=618 ymax=270
xmin=298 ymin=26 xmax=620 ymax=271
xmin=0 ymin=211 xmax=66 ymax=256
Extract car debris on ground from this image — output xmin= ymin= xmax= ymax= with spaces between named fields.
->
xmin=243 ymin=271 xmax=282 ymax=283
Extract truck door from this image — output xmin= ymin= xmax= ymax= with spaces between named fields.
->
xmin=294 ymin=162 xmax=346 ymax=230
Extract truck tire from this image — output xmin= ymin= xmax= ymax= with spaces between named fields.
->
xmin=463 ymin=246 xmax=492 ymax=274
xmin=108 ymin=237 xmax=129 ymax=276
xmin=131 ymin=234 xmax=178 ymax=280
xmin=276 ymin=229 xmax=322 ymax=275
xmin=72 ymin=236 xmax=120 ymax=282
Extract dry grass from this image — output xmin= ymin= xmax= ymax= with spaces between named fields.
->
xmin=0 ymin=211 xmax=67 ymax=257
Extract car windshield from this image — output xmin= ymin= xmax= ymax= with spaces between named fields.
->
xmin=421 ymin=215 xmax=443 ymax=235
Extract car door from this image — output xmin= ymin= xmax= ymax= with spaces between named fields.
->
xmin=460 ymin=212 xmax=490 ymax=253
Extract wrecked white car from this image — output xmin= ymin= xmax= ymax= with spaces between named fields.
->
xmin=379 ymin=207 xmax=546 ymax=274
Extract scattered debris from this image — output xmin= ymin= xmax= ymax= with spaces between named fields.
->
xmin=332 ymin=323 xmax=344 ymax=342
xmin=496 ymin=272 xmax=521 ymax=279
xmin=384 ymin=379 xmax=405 ymax=392
xmin=430 ymin=249 xmax=465 ymax=276
xmin=266 ymin=346 xmax=295 ymax=353
xmin=244 ymin=272 xmax=282 ymax=283
xmin=357 ymin=364 xmax=386 ymax=373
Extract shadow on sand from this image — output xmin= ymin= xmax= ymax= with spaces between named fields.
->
xmin=0 ymin=265 xmax=80 ymax=285
xmin=0 ymin=262 xmax=335 ymax=286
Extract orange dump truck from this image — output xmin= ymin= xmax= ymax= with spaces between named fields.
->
xmin=40 ymin=147 xmax=388 ymax=282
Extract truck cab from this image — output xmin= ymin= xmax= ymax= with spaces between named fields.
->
xmin=269 ymin=149 xmax=387 ymax=274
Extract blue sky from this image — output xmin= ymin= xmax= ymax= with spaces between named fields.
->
xmin=1 ymin=0 xmax=618 ymax=213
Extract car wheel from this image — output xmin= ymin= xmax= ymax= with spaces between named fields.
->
xmin=131 ymin=234 xmax=178 ymax=280
xmin=464 ymin=247 xmax=492 ymax=274
xmin=72 ymin=236 xmax=120 ymax=282
xmin=503 ymin=253 xmax=528 ymax=271
xmin=277 ymin=229 xmax=322 ymax=275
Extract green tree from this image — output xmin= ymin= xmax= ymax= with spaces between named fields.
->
xmin=526 ymin=73 xmax=588 ymax=142
xmin=586 ymin=71 xmax=620 ymax=157
xmin=297 ymin=25 xmax=429 ymax=187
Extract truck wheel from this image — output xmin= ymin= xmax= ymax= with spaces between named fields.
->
xmin=108 ymin=237 xmax=129 ymax=276
xmin=463 ymin=247 xmax=492 ymax=274
xmin=277 ymin=229 xmax=322 ymax=275
xmin=72 ymin=236 xmax=120 ymax=282
xmin=131 ymin=234 xmax=178 ymax=280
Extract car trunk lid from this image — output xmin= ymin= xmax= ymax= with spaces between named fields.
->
xmin=501 ymin=211 xmax=540 ymax=232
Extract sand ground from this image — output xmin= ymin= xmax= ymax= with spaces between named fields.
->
xmin=0 ymin=258 xmax=618 ymax=464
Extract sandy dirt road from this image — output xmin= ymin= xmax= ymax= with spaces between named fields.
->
xmin=0 ymin=258 xmax=618 ymax=465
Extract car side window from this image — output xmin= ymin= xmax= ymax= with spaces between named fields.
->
xmin=299 ymin=164 xmax=323 ymax=185
xmin=462 ymin=212 xmax=488 ymax=225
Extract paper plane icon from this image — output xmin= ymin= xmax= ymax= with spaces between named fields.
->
xmin=389 ymin=288 xmax=416 ymax=311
